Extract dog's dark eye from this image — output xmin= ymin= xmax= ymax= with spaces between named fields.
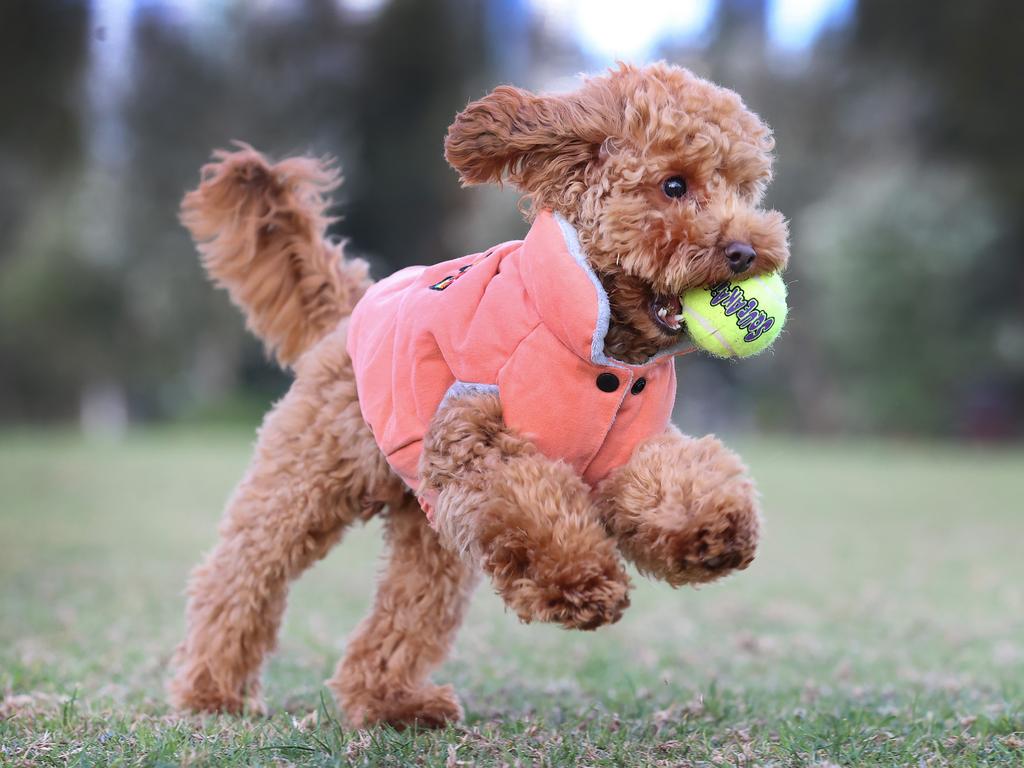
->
xmin=662 ymin=176 xmax=687 ymax=199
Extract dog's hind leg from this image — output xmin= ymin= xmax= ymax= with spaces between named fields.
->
xmin=328 ymin=494 xmax=478 ymax=729
xmin=168 ymin=322 xmax=403 ymax=714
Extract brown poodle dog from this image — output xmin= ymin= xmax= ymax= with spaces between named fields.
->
xmin=169 ymin=62 xmax=789 ymax=728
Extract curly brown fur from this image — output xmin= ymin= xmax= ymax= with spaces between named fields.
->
xmin=181 ymin=143 xmax=371 ymax=367
xmin=596 ymin=427 xmax=760 ymax=586
xmin=175 ymin=61 xmax=787 ymax=727
xmin=420 ymin=392 xmax=631 ymax=630
xmin=168 ymin=322 xmax=405 ymax=714
xmin=447 ymin=62 xmax=790 ymax=364
xmin=328 ymin=494 xmax=478 ymax=730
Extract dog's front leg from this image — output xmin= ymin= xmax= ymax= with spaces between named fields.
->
xmin=420 ymin=390 xmax=631 ymax=630
xmin=595 ymin=427 xmax=761 ymax=586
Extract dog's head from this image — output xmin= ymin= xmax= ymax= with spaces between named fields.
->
xmin=445 ymin=62 xmax=790 ymax=362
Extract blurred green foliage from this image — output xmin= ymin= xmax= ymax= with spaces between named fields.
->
xmin=0 ymin=0 xmax=1021 ymax=438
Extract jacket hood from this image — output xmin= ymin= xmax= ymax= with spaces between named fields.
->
xmin=519 ymin=210 xmax=693 ymax=370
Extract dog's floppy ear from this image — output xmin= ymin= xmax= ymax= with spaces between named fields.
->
xmin=445 ymin=85 xmax=605 ymax=190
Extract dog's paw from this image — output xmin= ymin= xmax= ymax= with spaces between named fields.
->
xmin=532 ymin=566 xmax=632 ymax=630
xmin=489 ymin=537 xmax=632 ymax=630
xmin=168 ymin=664 xmax=266 ymax=716
xmin=343 ymin=684 xmax=463 ymax=730
xmin=665 ymin=482 xmax=759 ymax=584
xmin=599 ymin=432 xmax=761 ymax=586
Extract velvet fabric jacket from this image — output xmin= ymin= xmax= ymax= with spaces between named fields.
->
xmin=347 ymin=210 xmax=688 ymax=515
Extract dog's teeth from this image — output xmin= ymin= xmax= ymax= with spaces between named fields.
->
xmin=657 ymin=307 xmax=668 ymax=318
xmin=674 ymin=314 xmax=684 ymax=322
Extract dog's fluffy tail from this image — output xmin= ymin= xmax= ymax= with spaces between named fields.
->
xmin=181 ymin=143 xmax=370 ymax=368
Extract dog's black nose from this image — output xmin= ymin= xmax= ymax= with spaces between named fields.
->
xmin=725 ymin=242 xmax=756 ymax=274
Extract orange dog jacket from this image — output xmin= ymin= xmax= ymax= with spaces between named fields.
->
xmin=347 ymin=210 xmax=690 ymax=516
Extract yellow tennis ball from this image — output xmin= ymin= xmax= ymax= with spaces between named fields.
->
xmin=681 ymin=272 xmax=788 ymax=358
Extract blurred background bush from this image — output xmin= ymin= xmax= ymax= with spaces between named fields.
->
xmin=1 ymin=0 xmax=1022 ymax=441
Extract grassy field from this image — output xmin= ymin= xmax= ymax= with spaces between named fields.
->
xmin=0 ymin=428 xmax=1022 ymax=767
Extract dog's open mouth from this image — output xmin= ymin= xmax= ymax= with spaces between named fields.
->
xmin=650 ymin=293 xmax=685 ymax=334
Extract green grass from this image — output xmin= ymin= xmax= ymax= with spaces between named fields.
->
xmin=1 ymin=428 xmax=1022 ymax=766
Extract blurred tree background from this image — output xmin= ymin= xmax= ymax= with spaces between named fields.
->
xmin=0 ymin=0 xmax=1021 ymax=440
